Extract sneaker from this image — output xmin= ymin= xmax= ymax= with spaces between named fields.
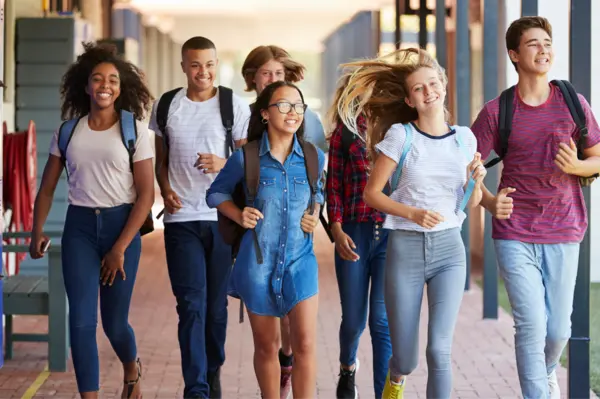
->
xmin=280 ymin=365 xmax=293 ymax=399
xmin=208 ymin=368 xmax=222 ymax=399
xmin=336 ymin=358 xmax=360 ymax=399
xmin=548 ymin=370 xmax=560 ymax=399
xmin=381 ymin=371 xmax=405 ymax=399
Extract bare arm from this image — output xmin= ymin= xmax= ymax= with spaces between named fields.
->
xmin=32 ymin=154 xmax=64 ymax=236
xmin=154 ymin=135 xmax=172 ymax=195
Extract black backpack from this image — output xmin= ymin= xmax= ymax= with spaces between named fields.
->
xmin=484 ymin=79 xmax=598 ymax=186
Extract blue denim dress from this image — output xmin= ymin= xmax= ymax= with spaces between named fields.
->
xmin=206 ymin=132 xmax=325 ymax=317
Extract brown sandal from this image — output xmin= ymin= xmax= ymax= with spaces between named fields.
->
xmin=123 ymin=358 xmax=143 ymax=399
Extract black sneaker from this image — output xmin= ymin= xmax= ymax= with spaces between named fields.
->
xmin=208 ymin=368 xmax=222 ymax=399
xmin=336 ymin=365 xmax=358 ymax=399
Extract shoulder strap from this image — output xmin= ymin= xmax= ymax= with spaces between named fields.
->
xmin=390 ymin=123 xmax=413 ymax=193
xmin=454 ymin=129 xmax=476 ymax=211
xmin=243 ymin=140 xmax=261 ymax=204
xmin=498 ymin=85 xmax=515 ymax=158
xmin=218 ymin=85 xmax=235 ymax=157
xmin=340 ymin=123 xmax=357 ymax=162
xmin=57 ymin=118 xmax=80 ymax=163
xmin=551 ymin=80 xmax=588 ymax=155
xmin=156 ymin=87 xmax=181 ymax=147
xmin=119 ymin=110 xmax=137 ymax=172
xmin=300 ymin=140 xmax=320 ymax=214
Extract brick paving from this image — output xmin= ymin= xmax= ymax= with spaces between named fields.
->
xmin=1 ymin=217 xmax=592 ymax=398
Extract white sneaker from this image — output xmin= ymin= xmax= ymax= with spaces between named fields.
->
xmin=548 ymin=370 xmax=560 ymax=399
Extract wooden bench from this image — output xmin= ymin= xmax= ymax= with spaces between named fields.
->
xmin=2 ymin=231 xmax=69 ymax=372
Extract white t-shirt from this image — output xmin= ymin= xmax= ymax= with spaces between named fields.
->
xmin=49 ymin=115 xmax=154 ymax=208
xmin=149 ymin=87 xmax=250 ymax=223
xmin=375 ymin=122 xmax=477 ymax=232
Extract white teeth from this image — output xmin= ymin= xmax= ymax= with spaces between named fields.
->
xmin=98 ymin=93 xmax=111 ymax=99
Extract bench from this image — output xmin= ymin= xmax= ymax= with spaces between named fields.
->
xmin=2 ymin=231 xmax=69 ymax=372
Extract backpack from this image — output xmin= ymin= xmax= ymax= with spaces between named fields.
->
xmin=483 ymin=79 xmax=598 ymax=186
xmin=217 ymin=138 xmax=324 ymax=263
xmin=155 ymin=86 xmax=235 ymax=219
xmin=57 ymin=110 xmax=155 ymax=236
xmin=389 ymin=123 xmax=476 ymax=212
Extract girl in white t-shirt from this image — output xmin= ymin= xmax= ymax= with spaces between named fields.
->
xmin=338 ymin=48 xmax=486 ymax=399
xmin=29 ymin=43 xmax=154 ymax=399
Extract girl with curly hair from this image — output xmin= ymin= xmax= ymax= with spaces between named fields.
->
xmin=338 ymin=48 xmax=485 ymax=398
xmin=29 ymin=42 xmax=154 ymax=399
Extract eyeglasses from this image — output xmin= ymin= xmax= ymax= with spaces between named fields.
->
xmin=268 ymin=101 xmax=307 ymax=115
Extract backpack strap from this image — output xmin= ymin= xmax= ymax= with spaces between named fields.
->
xmin=218 ymin=86 xmax=235 ymax=157
xmin=242 ymin=140 xmax=263 ymax=264
xmin=454 ymin=130 xmax=477 ymax=211
xmin=119 ymin=110 xmax=137 ymax=172
xmin=156 ymin=88 xmax=181 ymax=150
xmin=57 ymin=117 xmax=82 ymax=179
xmin=551 ymin=80 xmax=588 ymax=153
xmin=484 ymin=85 xmax=515 ymax=169
xmin=390 ymin=123 xmax=413 ymax=193
xmin=300 ymin=141 xmax=320 ymax=214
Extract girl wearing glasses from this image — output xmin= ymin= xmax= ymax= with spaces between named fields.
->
xmin=207 ymin=81 xmax=325 ymax=398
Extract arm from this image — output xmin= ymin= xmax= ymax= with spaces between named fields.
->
xmin=206 ymin=150 xmax=245 ymax=226
xmin=563 ymin=95 xmax=600 ymax=176
xmin=326 ymin=122 xmax=345 ymax=236
xmin=31 ymin=155 xmax=63 ymax=237
xmin=154 ymin=135 xmax=172 ymax=195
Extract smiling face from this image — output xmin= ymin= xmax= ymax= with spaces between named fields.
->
xmin=86 ymin=62 xmax=121 ymax=111
xmin=261 ymin=86 xmax=305 ymax=136
xmin=404 ymin=66 xmax=446 ymax=116
xmin=254 ymin=59 xmax=286 ymax=95
xmin=509 ymin=27 xmax=553 ymax=76
xmin=181 ymin=48 xmax=218 ymax=92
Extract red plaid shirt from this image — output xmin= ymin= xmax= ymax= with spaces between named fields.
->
xmin=326 ymin=116 xmax=385 ymax=224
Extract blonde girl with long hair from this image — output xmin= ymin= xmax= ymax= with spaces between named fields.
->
xmin=338 ymin=48 xmax=486 ymax=398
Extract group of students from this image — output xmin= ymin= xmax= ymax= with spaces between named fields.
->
xmin=27 ymin=14 xmax=600 ymax=399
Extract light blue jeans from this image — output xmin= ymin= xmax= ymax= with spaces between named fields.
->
xmin=495 ymin=240 xmax=580 ymax=399
xmin=385 ymin=228 xmax=466 ymax=399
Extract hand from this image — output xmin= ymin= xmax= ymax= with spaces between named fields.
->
xmin=29 ymin=233 xmax=50 ymax=259
xmin=242 ymin=207 xmax=264 ymax=229
xmin=100 ymin=248 xmax=126 ymax=286
xmin=301 ymin=210 xmax=319 ymax=234
xmin=409 ymin=209 xmax=445 ymax=229
xmin=163 ymin=190 xmax=183 ymax=214
xmin=554 ymin=138 xmax=581 ymax=175
xmin=195 ymin=153 xmax=226 ymax=174
xmin=332 ymin=227 xmax=360 ymax=261
xmin=467 ymin=152 xmax=487 ymax=185
xmin=492 ymin=187 xmax=516 ymax=219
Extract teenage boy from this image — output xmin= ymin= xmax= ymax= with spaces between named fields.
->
xmin=151 ymin=36 xmax=250 ymax=399
xmin=472 ymin=16 xmax=600 ymax=399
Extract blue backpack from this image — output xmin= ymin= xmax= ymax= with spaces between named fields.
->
xmin=389 ymin=123 xmax=476 ymax=212
xmin=57 ymin=110 xmax=154 ymax=235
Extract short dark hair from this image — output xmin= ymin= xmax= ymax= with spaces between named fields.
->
xmin=505 ymin=16 xmax=553 ymax=71
xmin=181 ymin=36 xmax=216 ymax=56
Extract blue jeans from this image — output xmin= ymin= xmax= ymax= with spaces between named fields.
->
xmin=495 ymin=240 xmax=580 ymax=399
xmin=164 ymin=221 xmax=232 ymax=398
xmin=385 ymin=228 xmax=466 ymax=399
xmin=335 ymin=221 xmax=391 ymax=399
xmin=62 ymin=204 xmax=140 ymax=393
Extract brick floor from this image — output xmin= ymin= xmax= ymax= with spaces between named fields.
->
xmin=1 ymin=221 xmax=594 ymax=398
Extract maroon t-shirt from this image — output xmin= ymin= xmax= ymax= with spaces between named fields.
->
xmin=471 ymin=84 xmax=600 ymax=244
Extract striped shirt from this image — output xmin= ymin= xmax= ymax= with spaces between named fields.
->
xmin=471 ymin=84 xmax=600 ymax=243
xmin=375 ymin=122 xmax=477 ymax=232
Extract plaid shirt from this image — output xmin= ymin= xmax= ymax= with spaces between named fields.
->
xmin=326 ymin=116 xmax=385 ymax=224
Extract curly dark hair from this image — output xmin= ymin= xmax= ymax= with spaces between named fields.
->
xmin=247 ymin=81 xmax=306 ymax=143
xmin=60 ymin=42 xmax=153 ymax=120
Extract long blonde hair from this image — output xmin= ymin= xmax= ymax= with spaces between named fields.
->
xmin=337 ymin=48 xmax=449 ymax=156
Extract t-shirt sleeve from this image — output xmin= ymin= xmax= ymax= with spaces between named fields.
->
xmin=577 ymin=94 xmax=600 ymax=148
xmin=133 ymin=122 xmax=155 ymax=162
xmin=471 ymin=103 xmax=499 ymax=160
xmin=148 ymin=99 xmax=161 ymax=137
xmin=232 ymin=95 xmax=250 ymax=141
xmin=49 ymin=129 xmax=61 ymax=157
xmin=375 ymin=124 xmax=407 ymax=164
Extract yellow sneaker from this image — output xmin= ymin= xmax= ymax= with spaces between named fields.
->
xmin=381 ymin=371 xmax=405 ymax=399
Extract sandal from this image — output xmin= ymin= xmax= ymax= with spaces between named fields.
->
xmin=123 ymin=358 xmax=143 ymax=399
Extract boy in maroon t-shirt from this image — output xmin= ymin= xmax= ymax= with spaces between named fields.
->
xmin=471 ymin=16 xmax=600 ymax=399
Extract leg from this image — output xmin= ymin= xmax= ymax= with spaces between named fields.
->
xmin=424 ymin=231 xmax=466 ymax=399
xmin=99 ymin=234 xmax=142 ymax=398
xmin=279 ymin=315 xmax=294 ymax=399
xmin=542 ymin=244 xmax=579 ymax=374
xmin=247 ymin=311 xmax=281 ymax=399
xmin=280 ymin=316 xmax=293 ymax=357
xmin=495 ymin=240 xmax=547 ymax=399
xmin=287 ymin=295 xmax=319 ymax=399
xmin=368 ymin=229 xmax=392 ymax=399
xmin=164 ymin=222 xmax=210 ymax=398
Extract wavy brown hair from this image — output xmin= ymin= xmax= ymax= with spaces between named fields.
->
xmin=337 ymin=48 xmax=448 ymax=157
xmin=60 ymin=42 xmax=153 ymax=121
xmin=241 ymin=45 xmax=306 ymax=92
